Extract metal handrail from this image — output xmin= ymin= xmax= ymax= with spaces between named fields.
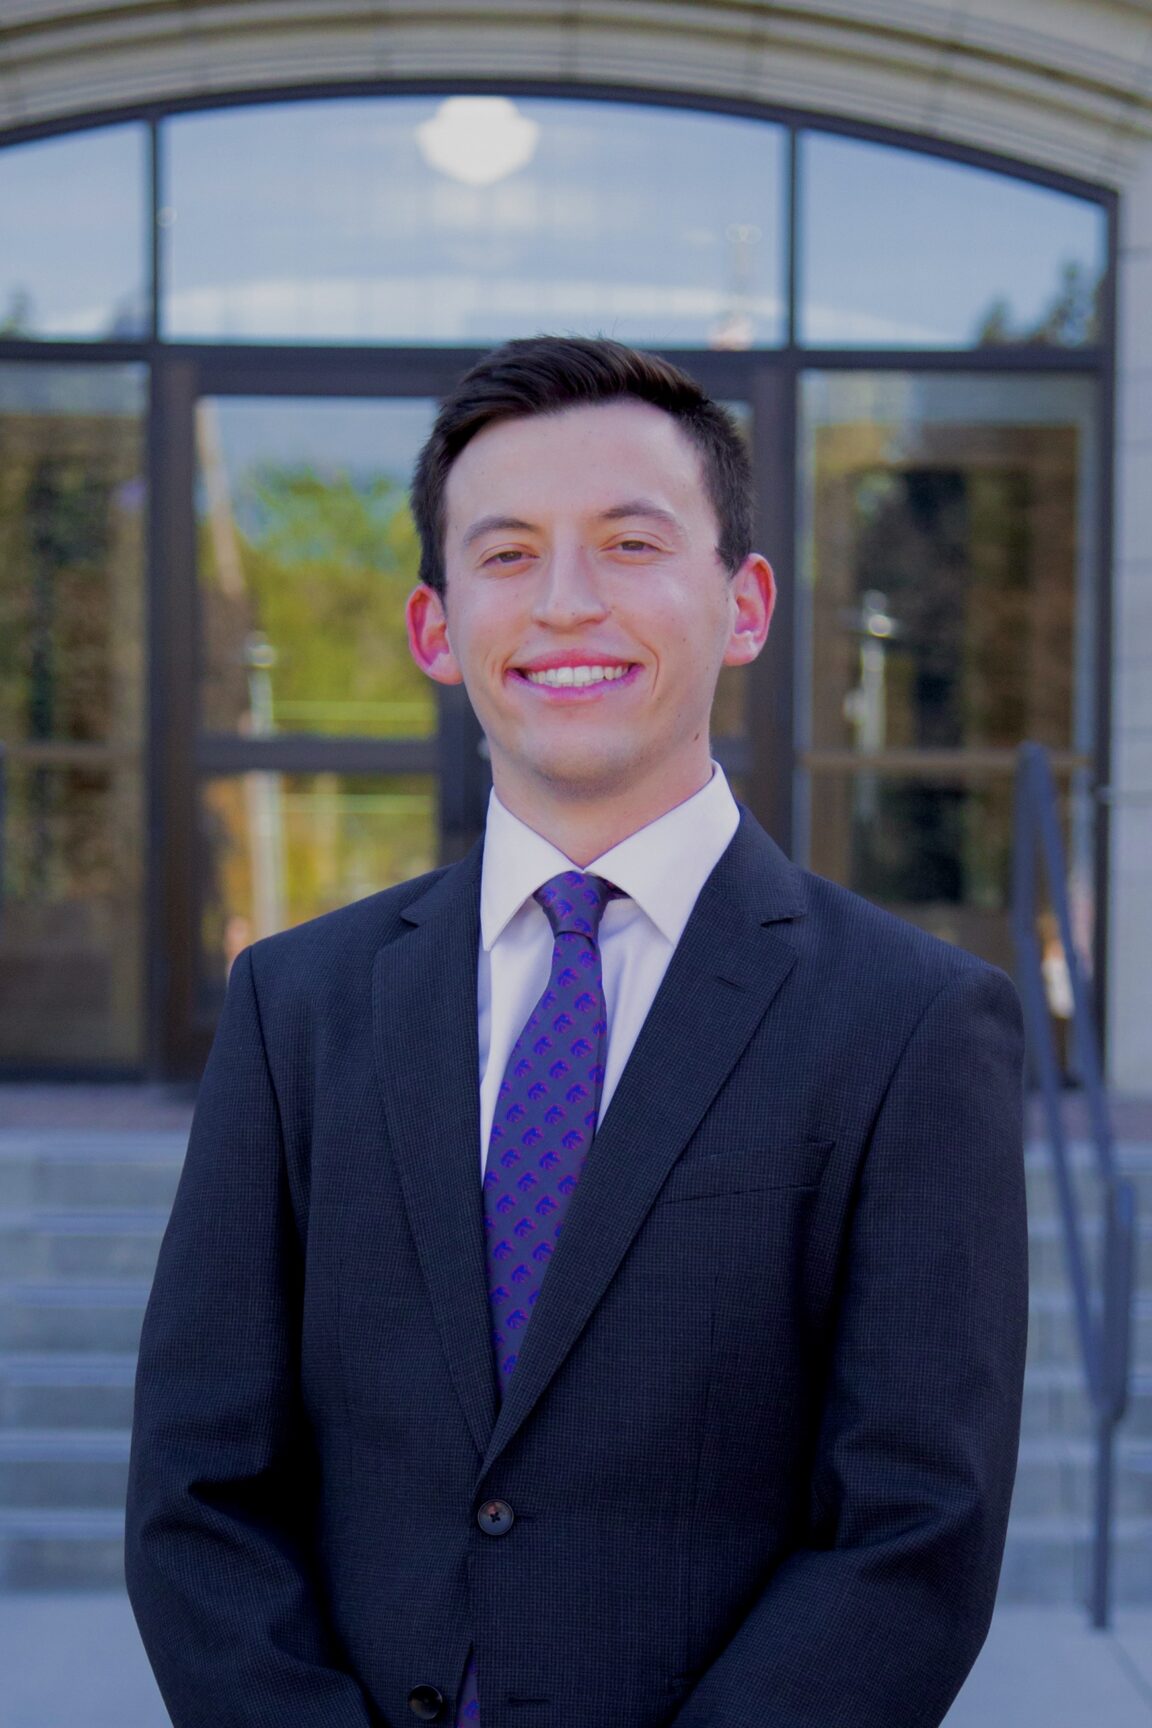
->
xmin=1012 ymin=741 xmax=1138 ymax=1629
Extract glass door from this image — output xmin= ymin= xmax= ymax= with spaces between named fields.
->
xmin=155 ymin=360 xmax=487 ymax=1073
xmin=193 ymin=393 xmax=442 ymax=990
xmin=797 ymin=371 xmax=1100 ymax=977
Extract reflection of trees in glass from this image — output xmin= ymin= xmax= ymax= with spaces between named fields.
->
xmin=201 ymin=464 xmax=434 ymax=738
xmin=0 ymin=288 xmax=33 ymax=336
xmin=196 ymin=458 xmax=439 ymax=977
xmin=974 ymin=259 xmax=1101 ymax=347
xmin=105 ymin=292 xmax=147 ymax=339
xmin=199 ymin=774 xmax=437 ymax=990
xmin=849 ymin=463 xmax=1070 ymax=755
xmin=846 ymin=455 xmax=1073 ymax=908
xmin=0 ymin=286 xmax=142 ymax=340
xmin=853 ymin=469 xmax=969 ymax=750
xmin=0 ymin=410 xmax=145 ymax=916
xmin=812 ymin=421 xmax=1080 ymax=756
xmin=0 ymin=389 xmax=145 ymax=1060
xmin=0 ymin=444 xmax=125 ymax=748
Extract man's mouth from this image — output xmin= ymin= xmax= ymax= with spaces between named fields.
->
xmin=520 ymin=664 xmax=632 ymax=689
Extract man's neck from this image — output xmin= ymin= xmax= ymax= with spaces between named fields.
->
xmin=490 ymin=757 xmax=715 ymax=867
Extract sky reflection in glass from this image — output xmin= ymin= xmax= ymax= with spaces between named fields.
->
xmin=800 ymin=134 xmax=1106 ymax=348
xmin=0 ymin=125 xmax=148 ymax=339
xmin=162 ymin=97 xmax=786 ymax=347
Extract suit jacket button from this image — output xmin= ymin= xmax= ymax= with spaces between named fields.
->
xmin=408 ymin=1684 xmax=445 ymax=1719
xmin=477 ymin=1497 xmax=515 ymax=1535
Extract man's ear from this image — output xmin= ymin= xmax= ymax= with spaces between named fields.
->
xmin=406 ymin=582 xmax=464 ymax=685
xmin=722 ymin=553 xmax=776 ymax=666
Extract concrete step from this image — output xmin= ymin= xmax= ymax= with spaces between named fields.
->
xmin=0 ymin=1209 xmax=1145 ymax=1300
xmin=1026 ymin=1215 xmax=1152 ymax=1288
xmin=0 ymin=1131 xmax=1147 ymax=1211
xmin=1020 ymin=1366 xmax=1152 ymax=1439
xmin=1026 ymin=1292 xmax=1152 ymax=1370
xmin=7 ymin=1427 xmax=1136 ymax=1522
xmin=0 ymin=1356 xmax=1147 ymax=1437
xmin=0 ymin=1133 xmax=186 ymax=1212
xmin=0 ymin=1204 xmax=1145 ymax=1286
xmin=0 ymin=1506 xmax=125 ymax=1589
xmin=0 ymin=1430 xmax=129 ymax=1509
xmin=1 ymin=1212 xmax=1143 ymax=1291
xmin=998 ymin=1513 xmax=1152 ymax=1604
xmin=0 ymin=1123 xmax=1147 ymax=1603
xmin=1008 ymin=1436 xmax=1152 ymax=1518
xmin=5 ymin=1510 xmax=1151 ymax=1601
xmin=4 ymin=1280 xmax=1134 ymax=1363
xmin=0 ymin=1353 xmax=137 ymax=1428
xmin=1023 ymin=1142 xmax=1152 ymax=1218
xmin=0 ymin=1283 xmax=151 ymax=1353
xmin=4 ymin=1356 xmax=1139 ymax=1439
xmin=0 ymin=1209 xmax=168 ymax=1280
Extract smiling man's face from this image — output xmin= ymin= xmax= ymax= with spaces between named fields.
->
xmin=406 ymin=397 xmax=774 ymax=819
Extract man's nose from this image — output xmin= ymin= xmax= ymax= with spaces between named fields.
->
xmin=531 ymin=547 xmax=609 ymax=627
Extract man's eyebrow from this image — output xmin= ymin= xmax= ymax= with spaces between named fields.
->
xmin=597 ymin=500 xmax=683 ymax=532
xmin=460 ymin=501 xmax=683 ymax=548
xmin=461 ymin=513 xmax=538 ymax=549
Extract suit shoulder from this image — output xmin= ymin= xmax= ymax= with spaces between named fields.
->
xmin=793 ymin=864 xmax=1012 ymax=1007
xmin=243 ymin=862 xmax=454 ymax=991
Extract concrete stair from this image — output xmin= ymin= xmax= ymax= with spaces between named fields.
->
xmin=0 ymin=1131 xmax=183 ymax=1589
xmin=0 ymin=1121 xmax=1150 ymax=1600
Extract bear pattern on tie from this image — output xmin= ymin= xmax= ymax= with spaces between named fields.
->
xmin=454 ymin=869 xmax=622 ymax=1726
xmin=482 ymin=870 xmax=621 ymax=1381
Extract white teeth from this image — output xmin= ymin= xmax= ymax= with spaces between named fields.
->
xmin=523 ymin=664 xmax=629 ymax=687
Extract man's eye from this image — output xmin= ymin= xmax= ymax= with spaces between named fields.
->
xmin=483 ymin=548 xmax=528 ymax=567
xmin=614 ymin=538 xmax=657 ymax=553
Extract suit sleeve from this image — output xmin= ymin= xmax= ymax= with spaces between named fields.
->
xmin=124 ymin=947 xmax=378 ymax=1728
xmin=670 ymin=962 xmax=1029 ymax=1728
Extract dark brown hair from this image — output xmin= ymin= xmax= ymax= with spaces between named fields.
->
xmin=410 ymin=335 xmax=753 ymax=598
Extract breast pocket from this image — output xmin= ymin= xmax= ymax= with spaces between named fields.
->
xmin=654 ymin=1139 xmax=835 ymax=1205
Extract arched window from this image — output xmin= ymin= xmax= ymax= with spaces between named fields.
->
xmin=0 ymin=92 xmax=1112 ymax=1073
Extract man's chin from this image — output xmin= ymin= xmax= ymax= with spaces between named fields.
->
xmin=513 ymin=744 xmax=644 ymax=804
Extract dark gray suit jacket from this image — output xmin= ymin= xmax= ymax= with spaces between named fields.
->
xmin=125 ymin=804 xmax=1028 ymax=1728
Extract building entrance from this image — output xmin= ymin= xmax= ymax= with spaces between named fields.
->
xmin=0 ymin=92 xmax=1112 ymax=1079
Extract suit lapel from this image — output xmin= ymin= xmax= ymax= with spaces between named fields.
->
xmin=371 ymin=838 xmax=498 ymax=1460
xmin=478 ymin=808 xmax=806 ymax=1478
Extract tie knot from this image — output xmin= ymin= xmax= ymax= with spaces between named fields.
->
xmin=534 ymin=870 xmax=621 ymax=939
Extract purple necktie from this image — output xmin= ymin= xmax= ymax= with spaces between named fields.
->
xmin=455 ymin=869 xmax=621 ymax=1727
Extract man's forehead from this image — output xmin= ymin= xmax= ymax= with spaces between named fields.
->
xmin=444 ymin=399 xmax=707 ymax=526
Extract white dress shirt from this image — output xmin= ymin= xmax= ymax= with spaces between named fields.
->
xmin=476 ymin=763 xmax=740 ymax=1175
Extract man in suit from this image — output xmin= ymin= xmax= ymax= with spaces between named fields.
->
xmin=125 ymin=336 xmax=1028 ymax=1728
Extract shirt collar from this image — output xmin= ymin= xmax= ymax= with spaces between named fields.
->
xmin=480 ymin=763 xmax=740 ymax=951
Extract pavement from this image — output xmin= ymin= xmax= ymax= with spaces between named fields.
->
xmin=1 ymin=1590 xmax=1150 ymax=1728
xmin=945 ymin=1604 xmax=1152 ymax=1726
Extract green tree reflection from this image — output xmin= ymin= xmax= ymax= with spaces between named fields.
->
xmin=974 ymin=258 xmax=1101 ymax=347
xmin=206 ymin=463 xmax=434 ymax=738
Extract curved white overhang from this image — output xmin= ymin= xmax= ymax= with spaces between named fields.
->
xmin=0 ymin=2 xmax=1149 ymax=189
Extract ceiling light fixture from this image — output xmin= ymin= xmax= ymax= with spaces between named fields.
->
xmin=416 ymin=97 xmax=540 ymax=188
